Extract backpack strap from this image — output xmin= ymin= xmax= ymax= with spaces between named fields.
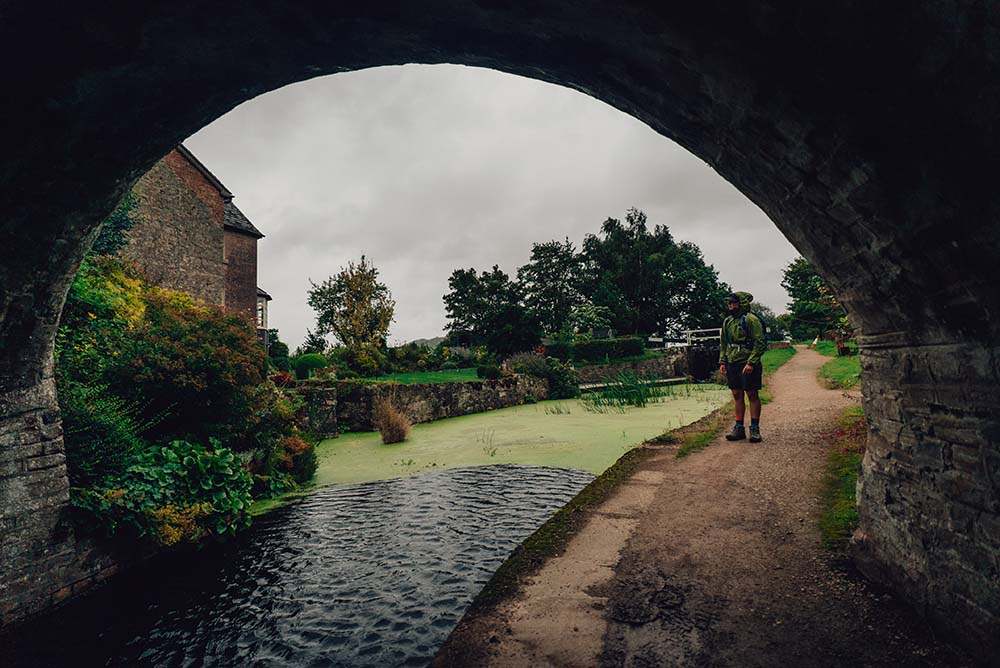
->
xmin=739 ymin=314 xmax=756 ymax=350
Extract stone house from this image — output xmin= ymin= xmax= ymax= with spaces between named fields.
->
xmin=117 ymin=145 xmax=272 ymax=346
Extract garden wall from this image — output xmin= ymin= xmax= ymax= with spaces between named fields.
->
xmin=574 ymin=350 xmax=687 ymax=385
xmin=293 ymin=375 xmax=548 ymax=434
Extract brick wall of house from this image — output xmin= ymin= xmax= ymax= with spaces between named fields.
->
xmin=119 ymin=150 xmax=227 ymax=305
xmin=224 ymin=229 xmax=258 ymax=322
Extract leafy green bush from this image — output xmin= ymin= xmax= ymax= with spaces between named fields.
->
xmin=477 ymin=364 xmax=501 ymax=380
xmin=251 ymin=435 xmax=318 ymax=498
xmin=121 ymin=288 xmax=266 ymax=446
xmin=58 ymin=380 xmax=152 ymax=487
xmin=89 ymin=192 xmax=137 ymax=256
xmin=616 ymin=337 xmax=645 ymax=357
xmin=72 ymin=439 xmax=253 ymax=546
xmin=57 ymin=256 xmax=306 ymax=530
xmin=544 ymin=337 xmax=645 ymax=363
xmin=334 ymin=344 xmax=389 ymax=377
xmin=440 ymin=360 xmax=460 ymax=370
xmin=291 ymin=353 xmax=329 ymax=380
xmin=572 ymin=339 xmax=614 ymax=362
xmin=269 ymin=356 xmax=290 ymax=372
xmin=337 ymin=369 xmax=360 ymax=380
xmin=544 ymin=341 xmax=573 ymax=361
xmin=507 ymin=353 xmax=580 ymax=399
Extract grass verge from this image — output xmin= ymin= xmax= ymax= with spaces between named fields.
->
xmin=819 ymin=355 xmax=862 ymax=389
xmin=759 ymin=345 xmax=797 ymax=404
xmin=655 ymin=407 xmax=732 ymax=458
xmin=811 ymin=339 xmax=861 ymax=389
xmin=370 ymin=368 xmax=478 ymax=384
xmin=761 ymin=345 xmax=797 ymax=375
xmin=818 ymin=405 xmax=866 ymax=553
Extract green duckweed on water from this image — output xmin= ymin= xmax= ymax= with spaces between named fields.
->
xmin=312 ymin=383 xmax=729 ymax=487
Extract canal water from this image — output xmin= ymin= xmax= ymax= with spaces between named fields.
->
xmin=6 ymin=465 xmax=593 ymax=668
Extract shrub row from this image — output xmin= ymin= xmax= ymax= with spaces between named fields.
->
xmin=543 ymin=337 xmax=645 ymax=363
xmin=506 ymin=353 xmax=580 ymax=399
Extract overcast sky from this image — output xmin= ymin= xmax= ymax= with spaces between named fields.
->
xmin=186 ymin=64 xmax=800 ymax=349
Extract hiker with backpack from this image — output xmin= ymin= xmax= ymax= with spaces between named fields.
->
xmin=718 ymin=291 xmax=768 ymax=442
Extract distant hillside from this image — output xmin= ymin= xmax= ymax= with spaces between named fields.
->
xmin=405 ymin=336 xmax=446 ymax=349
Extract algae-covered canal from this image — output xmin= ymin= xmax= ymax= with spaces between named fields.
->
xmin=8 ymin=385 xmax=727 ymax=668
xmin=313 ymin=384 xmax=729 ymax=487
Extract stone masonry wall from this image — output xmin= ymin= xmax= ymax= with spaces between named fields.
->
xmin=120 ymin=150 xmax=227 ymax=306
xmin=574 ymin=351 xmax=687 ymax=385
xmin=290 ymin=386 xmax=339 ymax=440
xmin=223 ymin=230 xmax=258 ymax=322
xmin=324 ymin=375 xmax=548 ymax=433
xmin=0 ymin=378 xmax=125 ymax=625
xmin=853 ymin=338 xmax=1000 ymax=652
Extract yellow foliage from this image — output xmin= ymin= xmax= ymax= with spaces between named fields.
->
xmin=103 ymin=488 xmax=128 ymax=502
xmin=101 ymin=263 xmax=146 ymax=323
xmin=146 ymin=503 xmax=212 ymax=546
xmin=146 ymin=285 xmax=208 ymax=314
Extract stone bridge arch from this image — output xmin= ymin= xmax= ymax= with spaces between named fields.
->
xmin=1 ymin=1 xmax=997 ymax=652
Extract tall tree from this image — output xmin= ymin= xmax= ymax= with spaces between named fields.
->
xmin=307 ymin=255 xmax=395 ymax=349
xmin=781 ymin=257 xmax=846 ymax=339
xmin=266 ymin=329 xmax=289 ymax=358
xmin=443 ymin=265 xmax=542 ymax=356
xmin=581 ymin=208 xmax=730 ymax=337
xmin=517 ymin=238 xmax=585 ymax=336
xmin=656 ymin=241 xmax=731 ymax=335
xmin=294 ymin=329 xmax=329 ymax=356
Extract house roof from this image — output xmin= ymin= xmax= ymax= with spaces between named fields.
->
xmin=176 ymin=144 xmax=233 ymax=198
xmin=224 ymin=201 xmax=264 ymax=239
xmin=257 ymin=287 xmax=272 ymax=301
xmin=176 ymin=143 xmax=264 ymax=239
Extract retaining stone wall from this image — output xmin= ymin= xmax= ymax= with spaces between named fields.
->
xmin=298 ymin=375 xmax=548 ymax=434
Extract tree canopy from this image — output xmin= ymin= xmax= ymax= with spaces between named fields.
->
xmin=307 ymin=256 xmax=395 ymax=349
xmin=580 ymin=208 xmax=730 ymax=337
xmin=443 ymin=265 xmax=543 ymax=356
xmin=442 ymin=207 xmax=732 ymax=355
xmin=517 ymin=238 xmax=585 ymax=337
xmin=781 ymin=257 xmax=847 ymax=339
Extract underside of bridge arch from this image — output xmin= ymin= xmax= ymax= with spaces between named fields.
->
xmin=1 ymin=0 xmax=998 ymax=652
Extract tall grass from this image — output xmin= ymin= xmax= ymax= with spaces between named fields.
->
xmin=373 ymin=396 xmax=411 ymax=444
xmin=818 ymin=405 xmax=867 ymax=553
xmin=581 ymin=370 xmax=668 ymax=412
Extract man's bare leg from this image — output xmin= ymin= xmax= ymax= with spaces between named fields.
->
xmin=746 ymin=389 xmax=761 ymax=420
xmin=732 ymin=389 xmax=746 ymax=421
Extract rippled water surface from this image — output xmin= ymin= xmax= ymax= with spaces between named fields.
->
xmin=8 ymin=465 xmax=593 ymax=668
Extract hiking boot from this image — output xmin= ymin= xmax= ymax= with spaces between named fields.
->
xmin=725 ymin=425 xmax=746 ymax=441
xmin=749 ymin=425 xmax=762 ymax=442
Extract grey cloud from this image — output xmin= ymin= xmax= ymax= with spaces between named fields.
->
xmin=186 ymin=64 xmax=799 ymax=348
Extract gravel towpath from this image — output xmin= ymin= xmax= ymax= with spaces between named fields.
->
xmin=434 ymin=346 xmax=972 ymax=668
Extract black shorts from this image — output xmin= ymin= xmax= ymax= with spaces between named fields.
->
xmin=725 ymin=362 xmax=763 ymax=391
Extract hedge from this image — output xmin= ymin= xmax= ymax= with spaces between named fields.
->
xmin=543 ymin=337 xmax=645 ymax=363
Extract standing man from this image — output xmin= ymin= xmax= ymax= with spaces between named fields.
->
xmin=718 ymin=291 xmax=767 ymax=442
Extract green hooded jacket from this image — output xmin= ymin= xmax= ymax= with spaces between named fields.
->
xmin=718 ymin=291 xmax=767 ymax=365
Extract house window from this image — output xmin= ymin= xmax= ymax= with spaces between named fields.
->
xmin=256 ymin=298 xmax=266 ymax=328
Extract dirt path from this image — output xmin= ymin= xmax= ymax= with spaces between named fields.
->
xmin=435 ymin=347 xmax=972 ymax=668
